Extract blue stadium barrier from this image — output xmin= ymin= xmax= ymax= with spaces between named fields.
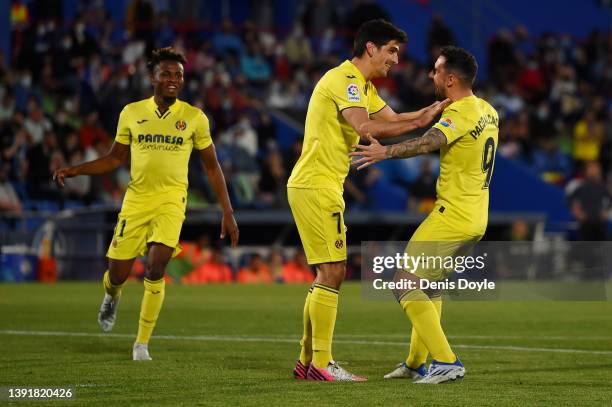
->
xmin=490 ymin=155 xmax=572 ymax=228
xmin=0 ymin=251 xmax=38 ymax=282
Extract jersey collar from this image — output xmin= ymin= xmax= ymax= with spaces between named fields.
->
xmin=146 ymin=96 xmax=180 ymax=119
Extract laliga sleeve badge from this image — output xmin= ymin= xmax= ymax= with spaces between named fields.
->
xmin=347 ymin=84 xmax=361 ymax=103
xmin=439 ymin=117 xmax=456 ymax=129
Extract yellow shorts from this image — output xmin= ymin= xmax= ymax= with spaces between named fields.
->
xmin=106 ymin=199 xmax=185 ymax=260
xmin=406 ymin=206 xmax=483 ymax=281
xmin=288 ymin=187 xmax=346 ymax=265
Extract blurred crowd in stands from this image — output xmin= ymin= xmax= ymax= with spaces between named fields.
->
xmin=165 ymin=239 xmax=316 ymax=284
xmin=0 ymin=0 xmax=610 ymax=219
xmin=129 ymin=236 xmax=361 ymax=284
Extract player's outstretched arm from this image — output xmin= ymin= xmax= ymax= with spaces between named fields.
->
xmin=370 ymin=100 xmax=450 ymax=123
xmin=342 ymin=99 xmax=450 ymax=141
xmin=349 ymin=128 xmax=447 ymax=170
xmin=52 ymin=141 xmax=130 ymax=187
xmin=198 ymin=145 xmax=239 ymax=247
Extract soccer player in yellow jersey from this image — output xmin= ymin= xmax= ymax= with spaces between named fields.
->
xmin=288 ymin=20 xmax=450 ymax=381
xmin=351 ymin=46 xmax=498 ymax=383
xmin=53 ymin=48 xmax=239 ymax=361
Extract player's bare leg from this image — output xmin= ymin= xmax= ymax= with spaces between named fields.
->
xmin=133 ymin=243 xmax=173 ymax=361
xmin=313 ymin=261 xmax=346 ymax=289
xmin=98 ymin=258 xmax=134 ymax=333
xmin=302 ymin=261 xmax=366 ymax=381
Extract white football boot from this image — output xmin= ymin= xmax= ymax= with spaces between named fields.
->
xmin=414 ymin=358 xmax=465 ymax=384
xmin=132 ymin=343 xmax=152 ymax=361
xmin=97 ymin=293 xmax=120 ymax=333
xmin=383 ymin=362 xmax=427 ymax=380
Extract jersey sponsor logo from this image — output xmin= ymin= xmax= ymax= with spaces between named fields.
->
xmin=347 ymin=84 xmax=360 ymax=102
xmin=137 ymin=134 xmax=184 ymax=145
xmin=175 ymin=120 xmax=187 ymax=131
xmin=439 ymin=117 xmax=455 ymax=129
xmin=469 ymin=114 xmax=499 ymax=139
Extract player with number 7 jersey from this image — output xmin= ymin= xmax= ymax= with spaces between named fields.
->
xmin=286 ymin=20 xmax=454 ymax=382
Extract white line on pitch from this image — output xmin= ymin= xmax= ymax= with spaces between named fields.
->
xmin=336 ymin=333 xmax=612 ymax=341
xmin=1 ymin=329 xmax=611 ymax=356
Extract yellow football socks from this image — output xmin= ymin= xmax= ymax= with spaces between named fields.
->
xmin=299 ymin=287 xmax=314 ymax=366
xmin=310 ymin=284 xmax=339 ymax=369
xmin=406 ymin=295 xmax=443 ymax=367
xmin=103 ymin=270 xmax=123 ymax=299
xmin=401 ymin=290 xmax=455 ymax=364
xmin=135 ymin=278 xmax=166 ymax=345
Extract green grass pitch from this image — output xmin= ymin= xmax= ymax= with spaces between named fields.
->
xmin=0 ymin=282 xmax=611 ymax=406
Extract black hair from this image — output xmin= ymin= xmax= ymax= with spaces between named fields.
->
xmin=353 ymin=19 xmax=407 ymax=58
xmin=439 ymin=46 xmax=478 ymax=86
xmin=146 ymin=47 xmax=187 ymax=73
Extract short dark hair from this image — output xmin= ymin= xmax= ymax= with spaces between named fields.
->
xmin=147 ymin=47 xmax=187 ymax=73
xmin=353 ymin=19 xmax=407 ymax=58
xmin=439 ymin=46 xmax=478 ymax=86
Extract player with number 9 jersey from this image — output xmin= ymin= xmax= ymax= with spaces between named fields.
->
xmin=422 ymin=94 xmax=498 ymax=239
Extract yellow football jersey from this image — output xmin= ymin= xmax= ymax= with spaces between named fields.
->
xmin=114 ymin=97 xmax=212 ymax=205
xmin=431 ymin=95 xmax=499 ymax=236
xmin=287 ymin=60 xmax=386 ymax=192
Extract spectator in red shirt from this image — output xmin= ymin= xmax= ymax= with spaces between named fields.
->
xmin=236 ymin=253 xmax=272 ymax=284
xmin=79 ymin=112 xmax=108 ymax=149
xmin=183 ymin=247 xmax=233 ymax=284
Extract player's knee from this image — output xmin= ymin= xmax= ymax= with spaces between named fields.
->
xmin=145 ymin=262 xmax=166 ymax=281
xmin=315 ymin=262 xmax=346 ymax=289
xmin=392 ymin=269 xmax=420 ymax=301
xmin=109 ymin=273 xmax=128 ymax=286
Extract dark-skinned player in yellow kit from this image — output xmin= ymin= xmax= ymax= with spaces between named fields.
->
xmin=53 ymin=47 xmax=239 ymax=361
xmin=351 ymin=46 xmax=498 ymax=384
xmin=287 ymin=20 xmax=450 ymax=381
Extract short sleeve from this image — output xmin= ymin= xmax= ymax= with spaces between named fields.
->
xmin=328 ymin=74 xmax=368 ymax=112
xmin=193 ymin=110 xmax=213 ymax=150
xmin=368 ymin=84 xmax=386 ymax=115
xmin=432 ymin=107 xmax=470 ymax=144
xmin=114 ymin=107 xmax=131 ymax=145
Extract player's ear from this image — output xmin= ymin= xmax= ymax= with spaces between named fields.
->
xmin=366 ymin=42 xmax=374 ymax=58
xmin=446 ymin=73 xmax=454 ymax=87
